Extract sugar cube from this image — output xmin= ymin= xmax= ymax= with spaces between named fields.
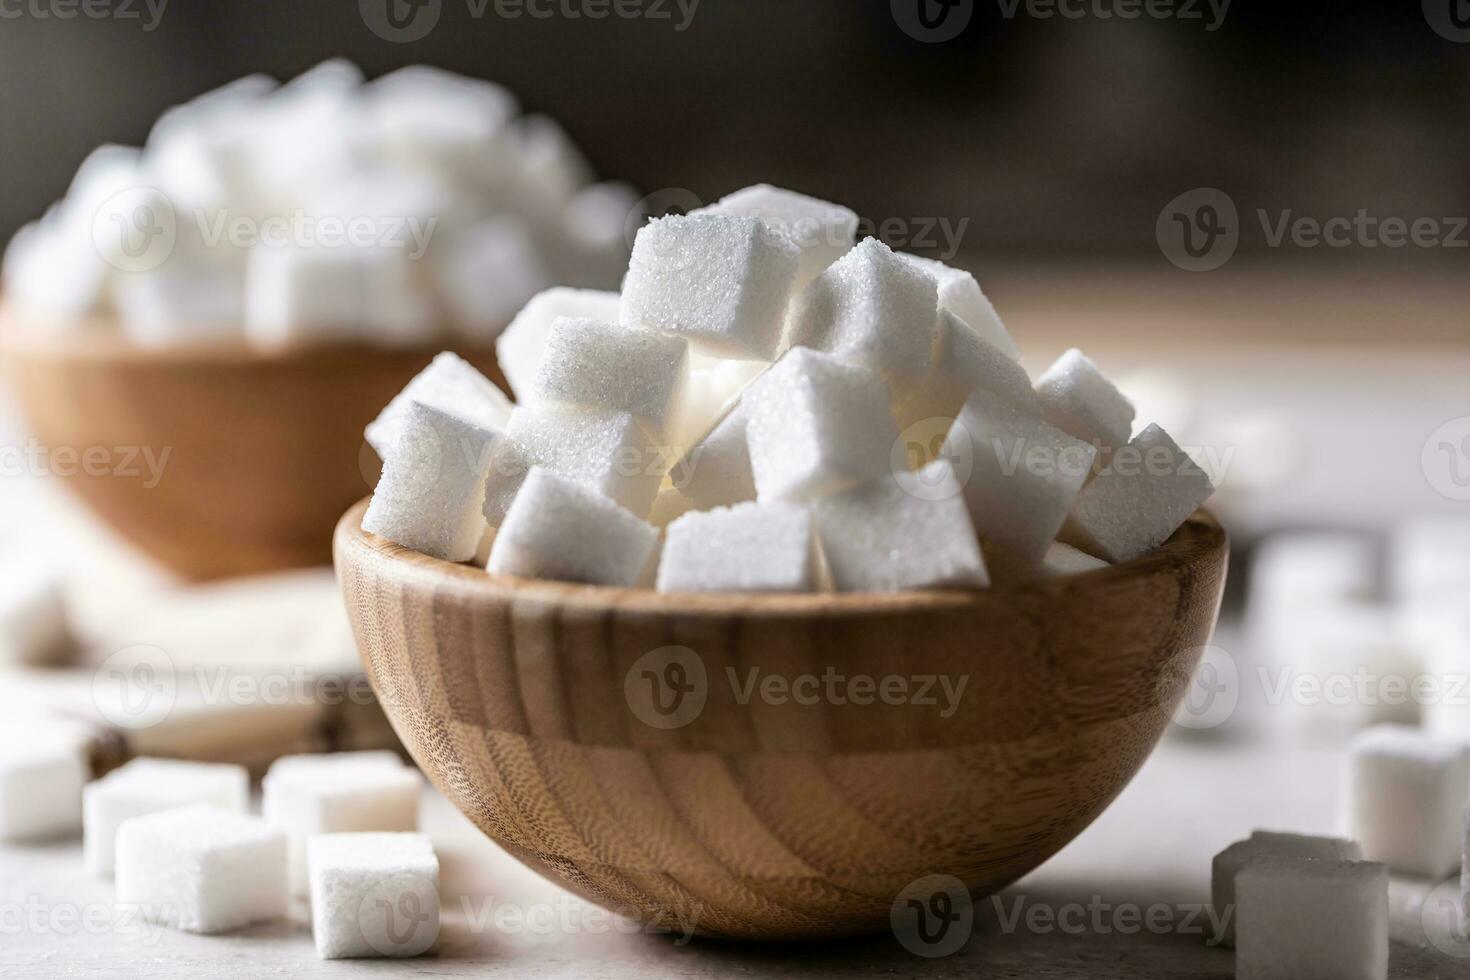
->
xmin=531 ymin=317 xmax=690 ymax=441
xmin=0 ymin=741 xmax=88 ymax=842
xmin=1034 ymin=348 xmax=1136 ymax=452
xmin=115 ymin=804 xmax=288 ymax=934
xmin=901 ymin=254 xmax=1020 ymax=362
xmin=497 ymin=287 xmax=622 ymax=403
xmin=1 ymin=213 xmax=110 ymax=320
xmin=1210 ymin=831 xmax=1364 ymax=947
xmin=431 ymin=218 xmax=551 ymax=343
xmin=946 ymin=388 xmax=1095 ymax=576
xmin=896 ymin=310 xmax=1038 ymax=432
xmin=1247 ymin=531 xmax=1379 ymax=667
xmin=675 ymin=353 xmax=767 ymax=455
xmin=621 ymin=212 xmax=800 ymax=361
xmin=0 ymin=559 xmax=71 ymax=666
xmin=309 ymin=833 xmax=440 ymax=959
xmin=706 ymin=184 xmax=859 ymax=288
xmin=667 ymin=398 xmax=757 ymax=512
xmin=262 ymin=751 xmax=423 ymax=895
xmin=487 ymin=466 xmax=658 ymax=587
xmin=1062 ymin=424 xmax=1215 ymax=562
xmin=812 ymin=460 xmax=988 ymax=593
xmin=1235 ymin=860 xmax=1388 ymax=980
xmin=113 ymin=266 xmax=246 ymax=348
xmin=1279 ymin=602 xmax=1421 ymax=731
xmin=1041 ymin=541 xmax=1109 ymax=578
xmin=362 ymin=402 xmax=500 ymax=562
xmin=83 ymin=758 xmax=249 ymax=876
xmin=784 ymin=237 xmax=939 ymax=399
xmin=745 ymin=347 xmax=898 ymax=502
xmin=1345 ymin=724 xmax=1470 ymax=877
xmin=657 ymin=502 xmax=819 ymax=593
xmin=365 ymin=352 xmax=513 ymax=461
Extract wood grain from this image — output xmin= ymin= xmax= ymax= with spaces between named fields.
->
xmin=335 ymin=500 xmax=1228 ymax=941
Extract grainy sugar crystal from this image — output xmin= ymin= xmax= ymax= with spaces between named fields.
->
xmin=496 ymin=288 xmax=622 ymax=402
xmin=1034 ymin=348 xmax=1136 ymax=452
xmin=657 ymin=501 xmax=818 ymax=593
xmin=706 ymin=184 xmax=859 ymax=288
xmin=532 ymin=317 xmax=690 ymax=440
xmin=897 ymin=309 xmax=1038 ymax=431
xmin=901 ymin=254 xmax=1020 ymax=362
xmin=364 ymin=351 xmax=512 ymax=460
xmin=308 ymin=832 xmax=440 ymax=959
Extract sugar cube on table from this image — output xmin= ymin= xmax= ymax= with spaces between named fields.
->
xmin=115 ymin=804 xmax=288 ymax=935
xmin=362 ymin=402 xmax=500 ymax=562
xmin=0 ymin=559 xmax=71 ymax=666
xmin=812 ymin=460 xmax=988 ymax=593
xmin=900 ymin=254 xmax=1020 ymax=362
xmin=1062 ymin=423 xmax=1214 ymax=563
xmin=657 ymin=502 xmax=819 ymax=594
xmin=620 ymin=212 xmax=800 ymax=362
xmin=83 ymin=758 xmax=249 ymax=876
xmin=945 ymin=389 xmax=1095 ymax=577
xmin=262 ymin=751 xmax=423 ymax=896
xmin=1034 ymin=348 xmax=1136 ymax=452
xmin=785 ymin=237 xmax=939 ymax=400
xmin=431 ymin=217 xmax=551 ymax=344
xmin=1345 ymin=724 xmax=1470 ymax=877
xmin=364 ymin=352 xmax=513 ymax=461
xmin=705 ymin=184 xmax=859 ymax=288
xmin=496 ymin=287 xmax=622 ymax=403
xmin=0 ymin=741 xmax=88 ymax=843
xmin=745 ymin=347 xmax=897 ymax=503
xmin=531 ymin=317 xmax=690 ymax=441
xmin=1041 ymin=541 xmax=1109 ymax=578
xmin=487 ymin=466 xmax=658 ymax=587
xmin=896 ymin=310 xmax=1038 ymax=433
xmin=1234 ymin=860 xmax=1388 ymax=980
xmin=1210 ymin=831 xmax=1364 ymax=947
xmin=309 ymin=833 xmax=441 ymax=959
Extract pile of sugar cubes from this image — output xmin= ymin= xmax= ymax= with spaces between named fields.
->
xmin=1 ymin=59 xmax=632 ymax=348
xmin=361 ymin=183 xmax=1216 ymax=592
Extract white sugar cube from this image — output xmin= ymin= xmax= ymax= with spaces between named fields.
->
xmin=745 ymin=347 xmax=897 ymax=503
xmin=113 ymin=267 xmax=246 ymax=348
xmin=621 ymin=212 xmax=800 ymax=361
xmin=116 ymin=805 xmax=288 ymax=934
xmin=1345 ymin=725 xmax=1470 ymax=877
xmin=431 ymin=218 xmax=551 ymax=343
xmin=785 ymin=237 xmax=939 ymax=399
xmin=1063 ymin=423 xmax=1215 ymax=562
xmin=946 ymin=389 xmax=1096 ymax=576
xmin=83 ymin=758 xmax=249 ymax=876
xmin=262 ymin=752 xmax=423 ymax=896
xmin=496 ymin=287 xmax=622 ymax=403
xmin=365 ymin=352 xmax=512 ymax=461
xmin=675 ymin=353 xmax=767 ymax=455
xmin=657 ymin=502 xmax=818 ymax=594
xmin=1042 ymin=541 xmax=1109 ymax=578
xmin=487 ymin=467 xmax=658 ymax=586
xmin=707 ymin=184 xmax=858 ymax=288
xmin=1280 ymin=602 xmax=1421 ymax=731
xmin=812 ymin=460 xmax=988 ymax=593
xmin=668 ymin=398 xmax=756 ymax=512
xmin=531 ymin=317 xmax=690 ymax=440
xmin=482 ymin=406 xmax=661 ymax=524
xmin=0 ymin=559 xmax=71 ymax=666
xmin=1247 ymin=531 xmax=1379 ymax=668
xmin=1034 ymin=348 xmax=1136 ymax=451
xmin=309 ymin=833 xmax=440 ymax=959
xmin=897 ymin=310 xmax=1038 ymax=432
xmin=1235 ymin=860 xmax=1388 ymax=980
xmin=0 ymin=741 xmax=88 ymax=842
xmin=1 ymin=214 xmax=110 ymax=320
xmin=901 ymin=254 xmax=1019 ymax=361
xmin=1211 ymin=831 xmax=1364 ymax=947
xmin=362 ymin=402 xmax=500 ymax=562
xmin=362 ymin=66 xmax=517 ymax=180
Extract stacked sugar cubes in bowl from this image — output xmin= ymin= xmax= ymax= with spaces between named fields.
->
xmin=361 ymin=184 xmax=1217 ymax=592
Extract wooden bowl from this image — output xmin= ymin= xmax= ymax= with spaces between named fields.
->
xmin=335 ymin=500 xmax=1227 ymax=941
xmin=0 ymin=305 xmax=504 ymax=580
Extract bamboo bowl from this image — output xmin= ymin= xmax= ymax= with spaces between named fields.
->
xmin=335 ymin=499 xmax=1228 ymax=941
xmin=0 ymin=304 xmax=503 ymax=580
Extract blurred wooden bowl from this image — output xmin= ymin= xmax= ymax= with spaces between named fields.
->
xmin=335 ymin=499 xmax=1228 ymax=941
xmin=0 ymin=305 xmax=504 ymax=580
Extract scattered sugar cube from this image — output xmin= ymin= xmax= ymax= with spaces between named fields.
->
xmin=362 ymin=402 xmax=500 ymax=562
xmin=262 ymin=752 xmax=423 ymax=896
xmin=431 ymin=217 xmax=551 ymax=343
xmin=745 ymin=347 xmax=897 ymax=503
xmin=706 ymin=184 xmax=859 ymax=287
xmin=812 ymin=460 xmax=988 ymax=592
xmin=115 ymin=804 xmax=288 ymax=934
xmin=0 ymin=741 xmax=88 ymax=843
xmin=365 ymin=352 xmax=513 ymax=461
xmin=1235 ymin=860 xmax=1388 ymax=980
xmin=657 ymin=502 xmax=818 ymax=593
xmin=1345 ymin=725 xmax=1470 ymax=877
xmin=896 ymin=310 xmax=1038 ymax=432
xmin=946 ymin=389 xmax=1095 ymax=576
xmin=487 ymin=466 xmax=658 ymax=587
xmin=785 ymin=237 xmax=939 ymax=399
xmin=83 ymin=758 xmax=249 ymax=876
xmin=1063 ymin=424 xmax=1214 ymax=563
xmin=309 ymin=833 xmax=441 ymax=959
xmin=901 ymin=254 xmax=1020 ymax=361
xmin=496 ymin=287 xmax=622 ymax=403
xmin=1034 ymin=348 xmax=1136 ymax=451
xmin=531 ymin=317 xmax=690 ymax=441
xmin=0 ymin=559 xmax=71 ymax=666
xmin=1210 ymin=831 xmax=1364 ymax=947
xmin=621 ymin=212 xmax=800 ymax=361
xmin=1042 ymin=541 xmax=1110 ymax=578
